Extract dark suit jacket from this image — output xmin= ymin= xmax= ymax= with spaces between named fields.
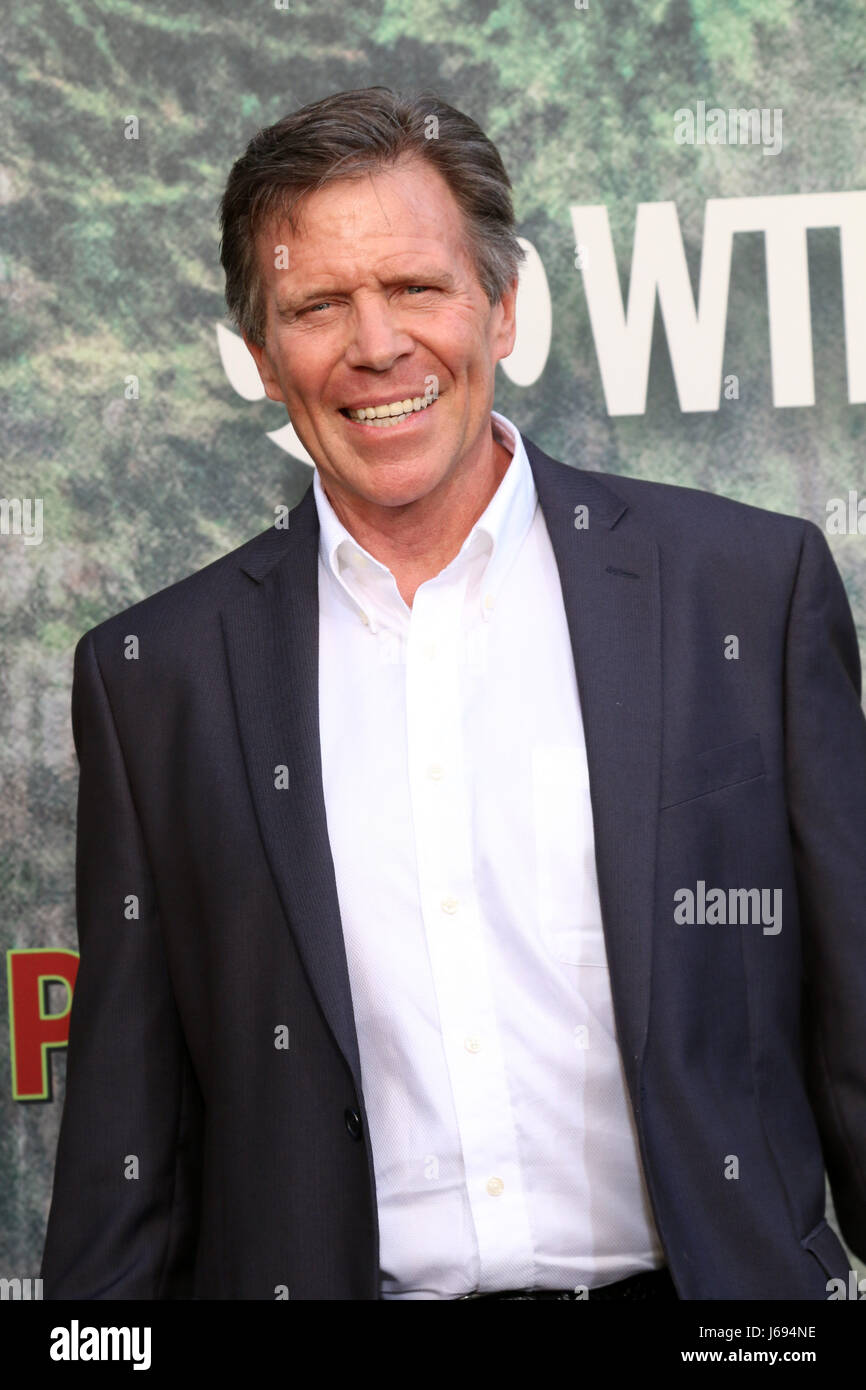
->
xmin=41 ymin=433 xmax=866 ymax=1299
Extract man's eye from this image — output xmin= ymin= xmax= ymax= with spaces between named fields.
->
xmin=300 ymin=288 xmax=431 ymax=315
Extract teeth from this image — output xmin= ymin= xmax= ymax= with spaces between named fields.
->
xmin=345 ymin=396 xmax=435 ymax=423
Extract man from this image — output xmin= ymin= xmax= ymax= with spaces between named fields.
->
xmin=41 ymin=87 xmax=866 ymax=1300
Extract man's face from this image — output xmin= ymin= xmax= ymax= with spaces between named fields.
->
xmin=243 ymin=157 xmax=518 ymax=514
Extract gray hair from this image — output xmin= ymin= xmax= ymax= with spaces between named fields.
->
xmin=218 ymin=86 xmax=526 ymax=348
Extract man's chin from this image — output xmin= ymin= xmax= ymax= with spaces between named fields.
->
xmin=319 ymin=457 xmax=454 ymax=512
xmin=346 ymin=475 xmax=449 ymax=511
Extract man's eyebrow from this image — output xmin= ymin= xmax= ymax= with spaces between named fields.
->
xmin=275 ymin=269 xmax=456 ymax=314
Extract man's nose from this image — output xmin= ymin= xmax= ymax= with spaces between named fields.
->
xmin=343 ymin=294 xmax=414 ymax=371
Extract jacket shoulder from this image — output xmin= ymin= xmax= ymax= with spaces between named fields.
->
xmin=522 ymin=434 xmax=818 ymax=584
xmin=524 ymin=435 xmax=813 ymax=540
xmin=595 ymin=469 xmax=824 ymax=581
xmin=75 ymin=497 xmax=309 ymax=658
xmin=592 ymin=466 xmax=810 ymax=539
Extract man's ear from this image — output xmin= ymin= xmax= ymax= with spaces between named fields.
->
xmin=493 ymin=275 xmax=519 ymax=363
xmin=242 ymin=332 xmax=286 ymax=405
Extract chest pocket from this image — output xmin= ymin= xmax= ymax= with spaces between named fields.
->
xmin=531 ymin=744 xmax=609 ymax=967
xmin=659 ymin=733 xmax=765 ymax=810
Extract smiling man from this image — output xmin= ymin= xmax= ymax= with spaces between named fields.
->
xmin=41 ymin=87 xmax=866 ymax=1301
xmin=240 ymin=151 xmax=516 ymax=607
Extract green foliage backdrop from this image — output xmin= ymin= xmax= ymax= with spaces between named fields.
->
xmin=1 ymin=0 xmax=864 ymax=1282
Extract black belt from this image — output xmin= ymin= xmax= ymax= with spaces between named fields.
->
xmin=458 ymin=1267 xmax=677 ymax=1300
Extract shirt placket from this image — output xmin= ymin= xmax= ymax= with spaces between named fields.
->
xmin=405 ymin=569 xmax=536 ymax=1291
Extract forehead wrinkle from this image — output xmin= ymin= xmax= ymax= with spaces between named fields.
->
xmin=281 ymin=237 xmax=454 ymax=298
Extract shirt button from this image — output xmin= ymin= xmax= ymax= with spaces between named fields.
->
xmin=441 ymin=897 xmax=458 ymax=914
xmin=428 ymin=764 xmax=444 ymax=780
xmin=425 ymin=642 xmax=436 ymax=660
xmin=484 ymin=593 xmax=495 ymax=610
xmin=360 ymin=612 xmax=370 ymax=626
xmin=464 ymin=1037 xmax=481 ymax=1054
xmin=486 ymin=1177 xmax=504 ymax=1197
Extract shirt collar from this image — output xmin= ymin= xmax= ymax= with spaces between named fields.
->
xmin=313 ymin=409 xmax=538 ymax=631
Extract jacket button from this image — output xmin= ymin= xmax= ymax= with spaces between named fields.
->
xmin=344 ymin=1107 xmax=363 ymax=1140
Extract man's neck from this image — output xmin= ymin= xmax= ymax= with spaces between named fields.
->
xmin=323 ymin=429 xmax=513 ymax=609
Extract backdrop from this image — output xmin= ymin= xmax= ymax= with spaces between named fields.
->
xmin=2 ymin=0 xmax=864 ymax=1292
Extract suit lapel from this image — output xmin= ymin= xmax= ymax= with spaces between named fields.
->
xmin=524 ymin=436 xmax=663 ymax=1102
xmin=220 ymin=486 xmax=365 ymax=1100
xmin=220 ymin=436 xmax=664 ymax=1113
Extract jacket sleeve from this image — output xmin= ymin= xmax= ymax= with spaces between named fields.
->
xmin=786 ymin=520 xmax=866 ymax=1261
xmin=41 ymin=630 xmax=203 ymax=1298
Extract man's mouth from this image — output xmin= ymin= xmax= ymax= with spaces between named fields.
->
xmin=339 ymin=394 xmax=438 ymax=428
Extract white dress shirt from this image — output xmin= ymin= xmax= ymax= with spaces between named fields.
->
xmin=314 ymin=410 xmax=664 ymax=1298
